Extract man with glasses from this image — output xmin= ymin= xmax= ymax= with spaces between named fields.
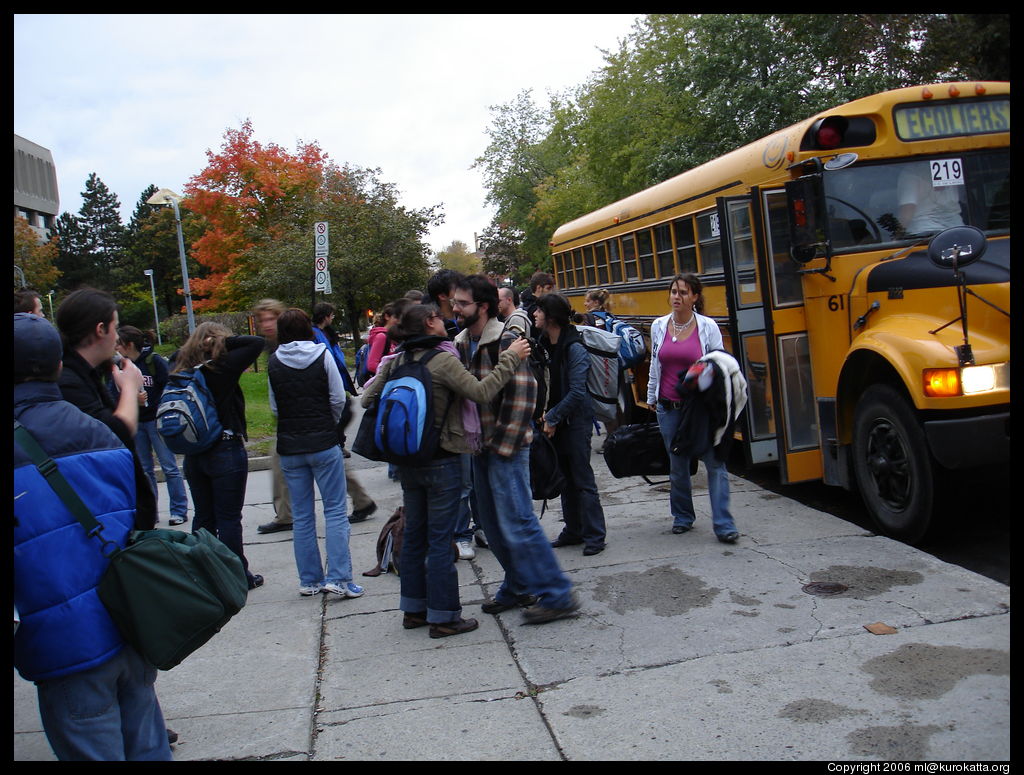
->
xmin=453 ymin=274 xmax=579 ymax=624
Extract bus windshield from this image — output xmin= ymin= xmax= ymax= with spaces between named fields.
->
xmin=822 ymin=149 xmax=1009 ymax=252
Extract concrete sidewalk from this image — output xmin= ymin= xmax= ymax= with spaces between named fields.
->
xmin=14 ymin=441 xmax=1010 ymax=761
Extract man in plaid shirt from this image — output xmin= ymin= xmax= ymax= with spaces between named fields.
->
xmin=453 ymin=275 xmax=579 ymax=624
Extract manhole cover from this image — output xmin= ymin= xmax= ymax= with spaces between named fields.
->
xmin=802 ymin=582 xmax=849 ymax=596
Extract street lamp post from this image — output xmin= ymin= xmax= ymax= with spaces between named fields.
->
xmin=146 ymin=188 xmax=195 ymax=335
xmin=46 ymin=290 xmax=54 ymax=319
xmin=144 ymin=269 xmax=162 ymax=346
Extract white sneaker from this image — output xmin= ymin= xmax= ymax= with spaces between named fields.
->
xmin=456 ymin=540 xmax=476 ymax=560
xmin=323 ymin=581 xmax=364 ymax=598
xmin=299 ymin=584 xmax=323 ymax=596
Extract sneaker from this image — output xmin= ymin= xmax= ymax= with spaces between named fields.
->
xmin=717 ymin=532 xmax=740 ymax=544
xmin=473 ymin=528 xmax=489 ymax=549
xmin=324 ymin=581 xmax=364 ymax=598
xmin=168 ymin=515 xmax=187 ymax=526
xmin=456 ymin=540 xmax=476 ymax=560
xmin=257 ymin=521 xmax=293 ymax=534
xmin=522 ymin=593 xmax=581 ymax=625
xmin=299 ymin=584 xmax=323 ymax=596
xmin=350 ymin=501 xmax=377 ymax=523
xmin=429 ymin=617 xmax=479 ymax=639
xmin=248 ymin=574 xmax=264 ymax=590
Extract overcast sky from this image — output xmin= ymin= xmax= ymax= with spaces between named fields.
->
xmin=14 ymin=13 xmax=640 ymax=256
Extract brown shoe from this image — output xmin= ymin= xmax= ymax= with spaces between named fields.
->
xmin=429 ymin=617 xmax=479 ymax=639
xmin=402 ymin=612 xmax=428 ymax=629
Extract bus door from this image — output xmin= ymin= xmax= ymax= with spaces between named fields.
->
xmin=716 ymin=194 xmax=777 ymax=466
xmin=725 ymin=189 xmax=823 ymax=483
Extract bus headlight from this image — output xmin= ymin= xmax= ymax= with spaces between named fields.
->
xmin=961 ymin=365 xmax=996 ymax=394
xmin=923 ymin=363 xmax=1008 ymax=397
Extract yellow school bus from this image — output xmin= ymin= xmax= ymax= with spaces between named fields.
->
xmin=549 ymin=82 xmax=1010 ymax=543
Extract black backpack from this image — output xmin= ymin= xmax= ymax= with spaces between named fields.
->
xmin=529 ymin=429 xmax=565 ymax=515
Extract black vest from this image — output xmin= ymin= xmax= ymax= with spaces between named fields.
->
xmin=268 ymin=350 xmax=338 ymax=456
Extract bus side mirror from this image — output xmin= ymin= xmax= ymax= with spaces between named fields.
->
xmin=927 ymin=226 xmax=987 ymax=270
xmin=785 ymin=175 xmax=827 ymax=264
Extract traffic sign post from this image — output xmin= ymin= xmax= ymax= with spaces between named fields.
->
xmin=314 ymin=222 xmax=331 ymax=294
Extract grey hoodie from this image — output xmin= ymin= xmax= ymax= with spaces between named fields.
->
xmin=268 ymin=340 xmax=347 ymax=424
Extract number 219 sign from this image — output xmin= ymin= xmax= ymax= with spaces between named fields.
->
xmin=931 ymin=158 xmax=963 ymax=187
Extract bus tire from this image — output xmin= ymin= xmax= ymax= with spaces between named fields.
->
xmin=852 ymin=384 xmax=935 ymax=544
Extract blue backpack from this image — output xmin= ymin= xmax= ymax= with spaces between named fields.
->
xmin=156 ymin=364 xmax=223 ymax=455
xmin=593 ymin=311 xmax=647 ymax=369
xmin=354 ymin=343 xmax=371 ymax=387
xmin=374 ymin=349 xmax=452 ymax=465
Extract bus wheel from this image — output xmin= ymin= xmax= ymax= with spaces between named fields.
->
xmin=852 ymin=384 xmax=935 ymax=544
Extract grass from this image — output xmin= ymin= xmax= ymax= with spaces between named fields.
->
xmin=154 ymin=341 xmax=358 ymax=459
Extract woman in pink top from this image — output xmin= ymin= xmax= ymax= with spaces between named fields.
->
xmin=646 ymin=274 xmax=739 ymax=543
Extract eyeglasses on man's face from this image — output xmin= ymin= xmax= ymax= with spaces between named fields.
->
xmin=451 ymin=298 xmax=476 ymax=309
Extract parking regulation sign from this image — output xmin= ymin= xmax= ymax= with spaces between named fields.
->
xmin=314 ymin=222 xmax=330 ymax=292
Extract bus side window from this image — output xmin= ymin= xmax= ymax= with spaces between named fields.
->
xmin=637 ymin=228 xmax=655 ymax=279
xmin=674 ymin=217 xmax=697 ymax=273
xmin=622 ymin=234 xmax=639 ymax=280
xmin=697 ymin=211 xmax=723 ymax=272
xmin=608 ymin=238 xmax=623 ymax=283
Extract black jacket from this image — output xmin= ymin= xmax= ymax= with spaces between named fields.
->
xmin=58 ymin=349 xmax=157 ymax=528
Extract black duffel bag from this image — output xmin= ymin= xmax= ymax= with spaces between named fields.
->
xmin=602 ymin=422 xmax=671 ymax=482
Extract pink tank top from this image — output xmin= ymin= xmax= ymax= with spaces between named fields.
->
xmin=658 ymin=325 xmax=702 ymax=402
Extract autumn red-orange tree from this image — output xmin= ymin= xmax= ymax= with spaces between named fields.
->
xmin=14 ymin=216 xmax=60 ymax=291
xmin=184 ymin=120 xmax=441 ymax=331
xmin=183 ymin=120 xmax=328 ymax=310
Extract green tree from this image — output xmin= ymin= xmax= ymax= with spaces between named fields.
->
xmin=476 ymin=13 xmax=1008 ymax=272
xmin=55 ymin=173 xmax=127 ymax=292
xmin=54 ymin=210 xmax=94 ymax=291
xmin=122 ymin=184 xmax=204 ymax=318
xmin=435 ymin=240 xmax=480 ymax=274
xmin=478 ymin=222 xmax=529 ymax=283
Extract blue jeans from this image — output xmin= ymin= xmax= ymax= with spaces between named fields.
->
xmin=553 ymin=414 xmax=607 ymax=549
xmin=453 ymin=453 xmax=475 ymax=542
xmin=656 ymin=405 xmax=737 ymax=536
xmin=135 ymin=420 xmax=188 ymax=520
xmin=184 ymin=437 xmax=255 ymax=585
xmin=397 ymin=456 xmax=463 ymax=623
xmin=279 ymin=445 xmax=353 ymax=587
xmin=35 ymin=646 xmax=173 ymax=761
xmin=473 ymin=448 xmax=575 ymax=608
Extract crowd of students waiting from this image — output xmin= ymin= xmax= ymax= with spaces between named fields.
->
xmin=13 ymin=265 xmax=739 ymax=759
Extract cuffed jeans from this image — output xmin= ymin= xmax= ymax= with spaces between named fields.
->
xmin=184 ymin=436 xmax=256 ymax=585
xmin=397 ymin=456 xmax=463 ymax=623
xmin=135 ymin=420 xmax=188 ymax=520
xmin=279 ymin=445 xmax=354 ymax=587
xmin=553 ymin=414 xmax=607 ymax=549
xmin=473 ymin=448 xmax=575 ymax=608
xmin=35 ymin=645 xmax=173 ymax=761
xmin=656 ymin=405 xmax=737 ymax=536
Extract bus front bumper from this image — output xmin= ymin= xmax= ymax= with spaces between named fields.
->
xmin=924 ymin=412 xmax=1010 ymax=469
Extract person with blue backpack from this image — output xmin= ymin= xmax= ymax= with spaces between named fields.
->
xmin=360 ymin=303 xmax=531 ymax=638
xmin=114 ymin=325 xmax=190 ymax=527
xmin=170 ymin=322 xmax=266 ymax=590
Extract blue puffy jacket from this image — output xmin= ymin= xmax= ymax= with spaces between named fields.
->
xmin=13 ymin=381 xmax=136 ymax=682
